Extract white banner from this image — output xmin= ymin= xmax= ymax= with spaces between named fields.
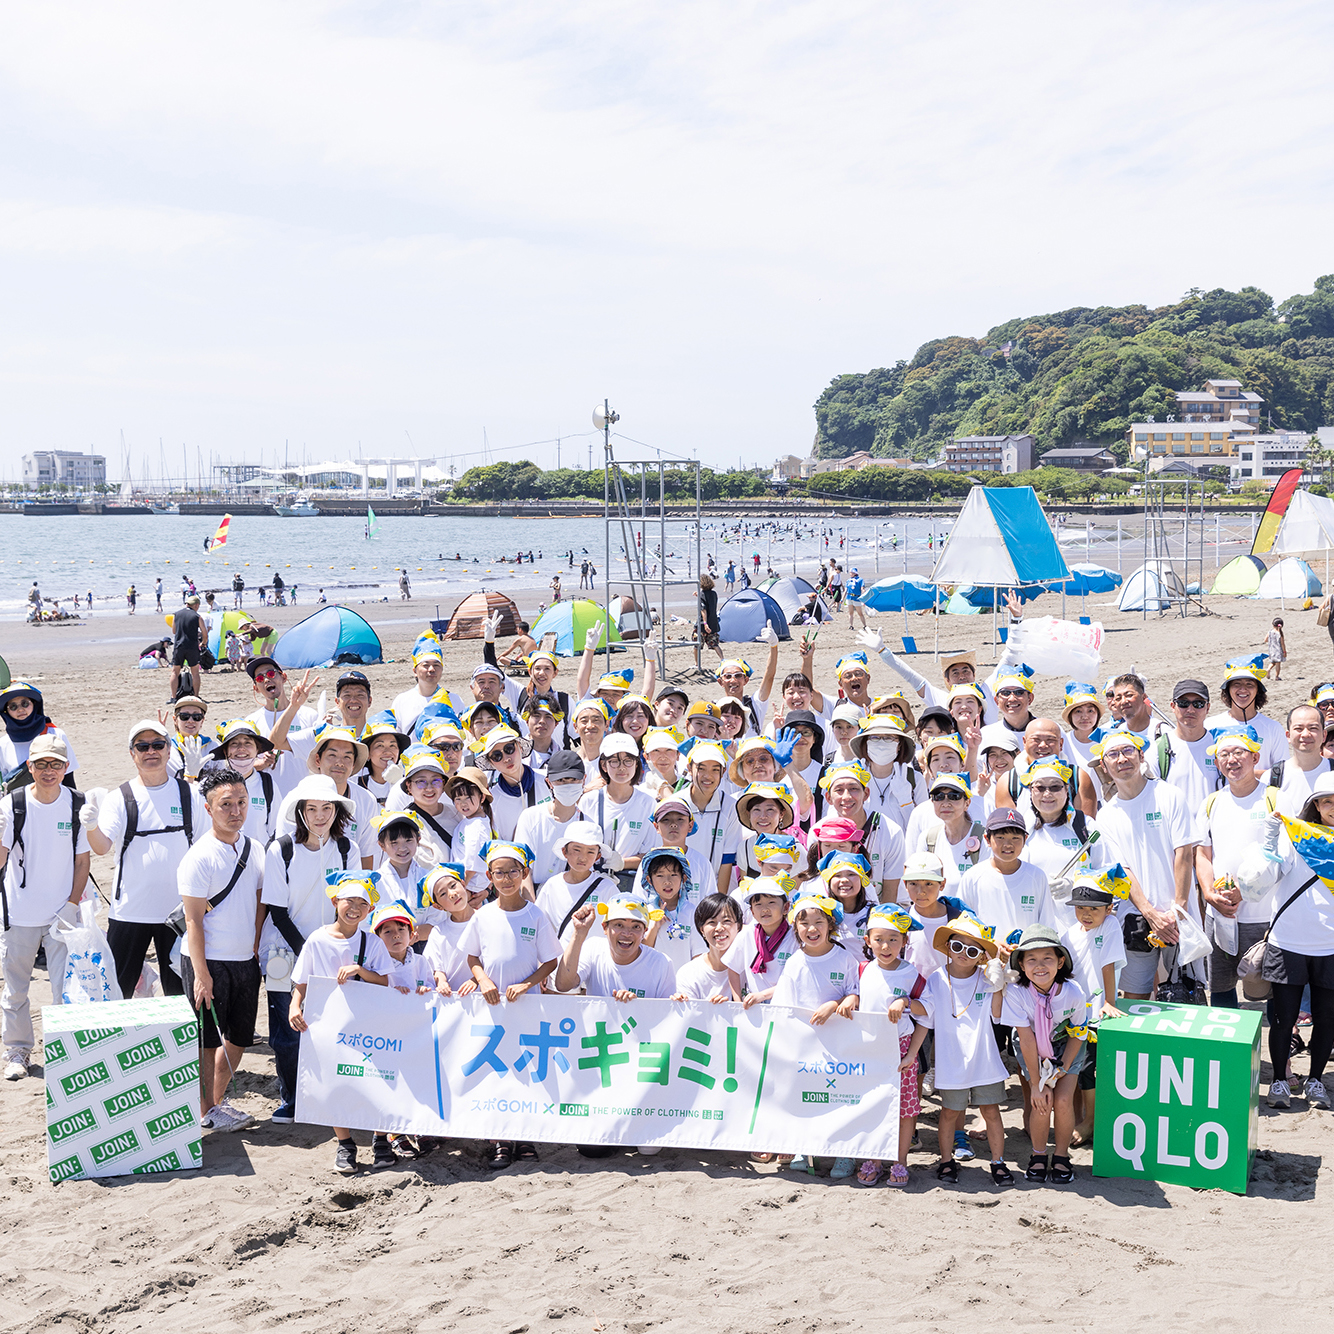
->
xmin=296 ymin=979 xmax=901 ymax=1159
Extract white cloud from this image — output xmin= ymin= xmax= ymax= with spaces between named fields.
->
xmin=0 ymin=0 xmax=1331 ymax=472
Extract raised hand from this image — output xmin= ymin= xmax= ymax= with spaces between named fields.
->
xmin=770 ymin=728 xmax=799 ymax=768
xmin=855 ymin=627 xmax=885 ymax=655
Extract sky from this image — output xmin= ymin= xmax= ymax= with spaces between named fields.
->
xmin=1 ymin=0 xmax=1332 ymax=483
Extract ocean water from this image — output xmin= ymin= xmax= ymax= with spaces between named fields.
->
xmin=0 ymin=512 xmax=960 ymax=622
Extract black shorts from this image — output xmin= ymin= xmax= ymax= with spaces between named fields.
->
xmin=1262 ymin=944 xmax=1334 ymax=990
xmin=172 ymin=641 xmax=201 ymax=667
xmin=1077 ymin=1035 xmax=1099 ymax=1091
xmin=181 ymin=956 xmax=261 ymax=1048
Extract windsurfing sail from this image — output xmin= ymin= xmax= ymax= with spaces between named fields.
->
xmin=210 ymin=514 xmax=232 ymax=551
xmin=366 ymin=506 xmax=379 ymax=539
xmin=1251 ymin=469 xmax=1302 ymax=555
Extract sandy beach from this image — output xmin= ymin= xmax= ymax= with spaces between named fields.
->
xmin=3 ymin=585 xmax=1332 ymax=1333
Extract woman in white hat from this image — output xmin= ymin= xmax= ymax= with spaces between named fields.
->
xmin=578 ymin=735 xmax=656 ymax=885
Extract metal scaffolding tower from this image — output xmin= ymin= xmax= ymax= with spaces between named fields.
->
xmin=594 ymin=401 xmax=704 ymax=682
xmin=1139 ymin=473 xmax=1207 ymax=618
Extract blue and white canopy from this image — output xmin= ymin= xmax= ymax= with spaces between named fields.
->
xmin=931 ymin=486 xmax=1070 ymax=588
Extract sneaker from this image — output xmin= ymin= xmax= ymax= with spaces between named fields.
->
xmin=1306 ymin=1077 xmax=1331 ymax=1110
xmin=334 ymin=1139 xmax=358 ymax=1175
xmin=371 ymin=1136 xmax=397 ymax=1169
xmin=3 ymin=1053 xmax=29 ymax=1081
xmin=218 ymin=1099 xmax=256 ymax=1130
xmin=1268 ymin=1079 xmax=1292 ymax=1108
xmin=952 ymin=1131 xmax=976 ymax=1161
xmin=201 ymin=1104 xmax=235 ymax=1130
xmin=270 ymin=1103 xmax=296 ymax=1125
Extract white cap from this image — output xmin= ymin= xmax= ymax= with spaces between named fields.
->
xmin=902 ymin=851 xmax=946 ymax=883
xmin=559 ymin=820 xmax=604 ymax=852
xmin=128 ymin=719 xmax=170 ymax=745
xmin=831 ymin=702 xmax=864 ymax=726
xmin=979 ymin=723 xmax=1020 ymax=754
xmin=599 ymin=734 xmax=639 ymax=760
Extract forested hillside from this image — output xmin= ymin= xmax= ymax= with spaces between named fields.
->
xmin=814 ymin=277 xmax=1334 ymax=462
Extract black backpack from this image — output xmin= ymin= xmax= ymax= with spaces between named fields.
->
xmin=114 ymin=777 xmax=194 ymax=901
xmin=4 ymin=787 xmax=86 ymax=930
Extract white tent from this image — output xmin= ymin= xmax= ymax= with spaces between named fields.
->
xmin=1257 ymin=557 xmax=1322 ymax=600
xmin=1272 ymin=489 xmax=1334 ymax=553
xmin=1118 ymin=561 xmax=1186 ymax=612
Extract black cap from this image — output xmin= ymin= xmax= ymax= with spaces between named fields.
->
xmin=656 ymin=685 xmax=689 ymax=708
xmin=916 ymin=706 xmax=957 ymax=734
xmin=783 ymin=708 xmax=824 ymax=763
xmin=547 ymin=750 xmax=585 ymax=780
xmin=984 ymin=808 xmax=1027 ymax=834
xmin=245 ymin=656 xmax=281 ymax=679
xmin=1172 ymin=679 xmax=1210 ymax=704
xmin=1069 ymin=879 xmax=1114 ymax=906
xmin=336 ymin=670 xmax=371 ymax=693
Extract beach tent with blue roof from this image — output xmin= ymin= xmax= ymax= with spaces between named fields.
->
xmin=274 ymin=605 xmax=382 ymax=669
xmin=718 ymin=588 xmax=790 ymax=643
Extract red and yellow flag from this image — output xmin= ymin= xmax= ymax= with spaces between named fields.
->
xmin=1251 ymin=469 xmax=1302 ymax=555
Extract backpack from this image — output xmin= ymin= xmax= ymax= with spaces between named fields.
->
xmin=114 ymin=777 xmax=195 ymax=901
xmin=1203 ymin=787 xmax=1281 ymax=822
xmin=926 ymin=818 xmax=985 ymax=868
xmin=276 ymin=833 xmax=352 ymax=878
xmin=1268 ymin=759 xmax=1334 ymax=790
xmin=6 ymin=786 xmax=85 ymax=912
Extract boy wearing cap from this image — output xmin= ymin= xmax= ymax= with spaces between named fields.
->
xmin=85 ymin=720 xmax=205 ymax=999
xmin=958 ymin=809 xmax=1056 ymax=949
xmin=515 ymin=751 xmax=588 ymax=885
xmin=555 ymin=894 xmax=676 ymax=1002
xmin=177 ymin=768 xmax=266 ymax=1132
xmin=0 ymin=736 xmax=90 ymax=1081
xmin=645 ymin=797 xmax=714 ymax=905
xmin=681 ymin=742 xmax=735 ymax=883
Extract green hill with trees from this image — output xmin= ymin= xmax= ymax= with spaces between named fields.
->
xmin=813 ymin=276 xmax=1334 ymax=462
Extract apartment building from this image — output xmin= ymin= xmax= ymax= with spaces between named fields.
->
xmin=941 ymin=434 xmax=1034 ymax=474
xmin=21 ymin=450 xmax=107 ymax=489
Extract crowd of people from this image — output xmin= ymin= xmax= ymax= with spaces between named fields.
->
xmin=3 ymin=596 xmax=1333 ymax=1187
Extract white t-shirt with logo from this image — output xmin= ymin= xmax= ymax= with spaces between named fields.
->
xmin=919 ymin=967 xmax=1009 ymax=1090
xmin=1097 ymin=780 xmax=1198 ymax=915
xmin=684 ymin=788 xmax=735 ymax=877
xmin=1199 ymin=784 xmax=1281 ymax=925
xmin=537 ymin=872 xmax=618 ymax=948
xmin=291 ymin=925 xmax=396 ymax=987
xmin=1159 ymin=728 xmax=1216 ymax=815
xmin=489 ymin=770 xmax=552 ymax=843
xmin=423 ymin=915 xmax=474 ymax=988
xmin=770 ymin=944 xmax=857 ymax=1010
xmin=675 ymin=954 xmax=732 ymax=1000
xmin=177 ymin=832 xmax=264 ymax=963
xmin=457 ymin=900 xmax=561 ymax=989
xmin=958 ymin=860 xmax=1056 ymax=945
xmin=0 ymin=788 xmax=82 ymax=928
xmin=572 ymin=937 xmax=677 ymax=999
xmin=579 ymin=788 xmax=655 ymax=859
xmin=514 ymin=800 xmax=585 ymax=886
xmin=1060 ymin=917 xmax=1125 ymax=1018
xmin=1204 ymin=710 xmax=1286 ymax=774
xmin=858 ymin=958 xmax=923 ymax=1040
xmin=722 ymin=924 xmax=798 ymax=998
xmin=97 ymin=778 xmax=206 ymax=923
xmin=259 ymin=837 xmax=346 ymax=972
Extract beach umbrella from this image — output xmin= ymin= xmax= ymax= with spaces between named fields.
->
xmin=1055 ymin=565 xmax=1123 ymax=596
xmin=954 ymin=583 xmax=1046 ymax=609
xmin=529 ymin=599 xmax=622 ymax=656
xmin=862 ymin=577 xmax=942 ymax=612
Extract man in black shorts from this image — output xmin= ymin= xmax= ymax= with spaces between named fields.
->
xmin=176 ymin=768 xmax=264 ymax=1132
xmin=170 ymin=593 xmax=203 ymax=703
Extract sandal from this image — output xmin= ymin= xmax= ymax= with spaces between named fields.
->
xmin=887 ymin=1163 xmax=909 ymax=1187
xmin=514 ymin=1142 xmax=539 ymax=1162
xmin=935 ymin=1160 xmax=959 ymax=1184
xmin=856 ymin=1160 xmax=883 ymax=1187
xmin=388 ymin=1134 xmax=421 ymax=1159
xmin=1025 ymin=1154 xmax=1049 ymax=1182
xmin=990 ymin=1161 xmax=1014 ymax=1186
xmin=749 ymin=1152 xmax=777 ymax=1163
xmin=1049 ymin=1154 xmax=1074 ymax=1184
xmin=489 ymin=1141 xmax=514 ymax=1170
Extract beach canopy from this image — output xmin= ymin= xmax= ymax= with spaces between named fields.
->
xmin=718 ymin=588 xmax=791 ymax=644
xmin=1271 ymin=488 xmax=1334 ymax=555
xmin=1119 ymin=562 xmax=1186 ymax=612
xmin=762 ymin=575 xmax=831 ymax=623
xmin=443 ymin=589 xmax=521 ymax=641
xmin=862 ymin=577 xmax=943 ymax=612
xmin=529 ymin=599 xmax=622 ymax=656
xmin=1257 ymin=557 xmax=1322 ymax=600
xmin=1210 ymin=554 xmax=1267 ymax=596
xmin=1054 ymin=564 xmax=1123 ymax=596
xmin=931 ymin=486 xmax=1070 ymax=588
xmin=953 ymin=583 xmax=1046 ymax=608
xmin=943 ymin=589 xmax=983 ymax=615
xmin=274 ymin=605 xmax=382 ymax=669
xmin=0 ymin=655 xmax=8 ymax=690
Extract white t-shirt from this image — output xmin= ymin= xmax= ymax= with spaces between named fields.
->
xmin=855 ymin=811 xmax=906 ymax=891
xmin=390 ymin=686 xmax=435 ymax=731
xmin=722 ymin=923 xmax=798 ymax=998
xmin=514 ymin=800 xmax=585 ymax=886
xmin=291 ymin=925 xmax=396 ymax=986
xmin=1269 ymin=851 xmax=1334 ymax=957
xmin=908 ymin=817 xmax=984 ymax=896
xmin=999 ymin=978 xmax=1090 ymax=1051
xmin=244 ymin=702 xmax=319 ymax=737
xmin=489 ymin=770 xmax=552 ymax=843
xmin=646 ymin=891 xmax=706 ymax=971
xmin=675 ymin=953 xmax=732 ymax=1000
xmin=0 ymin=788 xmax=82 ymax=928
xmin=571 ymin=937 xmax=677 ymax=999
xmin=958 ymin=860 xmax=1056 ymax=945
xmin=1158 ymin=728 xmax=1216 ymax=815
xmin=1198 ymin=784 xmax=1281 ymax=925
xmin=858 ymin=958 xmax=923 ymax=1040
xmin=376 ymin=858 xmax=423 ymax=908
xmin=579 ymin=787 xmax=655 ymax=859
xmin=97 ymin=778 xmax=206 ymax=924
xmin=355 ymin=772 xmax=394 ymax=809
xmin=685 ymin=788 xmax=734 ymax=877
xmin=919 ymin=967 xmax=1009 ymax=1090
xmin=259 ymin=837 xmax=343 ymax=973
xmin=0 ymin=726 xmax=79 ymax=781
xmin=1060 ymin=917 xmax=1125 ymax=1019
xmin=862 ymin=766 xmax=914 ymax=833
xmin=1022 ymin=817 xmax=1106 ymax=927
xmin=457 ymin=900 xmax=561 ymax=989
xmin=1271 ymin=757 xmax=1333 ymax=818
xmin=422 ymin=915 xmax=475 ymax=988
xmin=537 ymin=872 xmax=618 ymax=948
xmin=1097 ymin=780 xmax=1198 ymax=914
xmin=453 ymin=815 xmax=496 ymax=886
xmin=276 ymin=781 xmax=376 ymax=865
xmin=178 ymin=832 xmax=264 ymax=963
xmin=1204 ymin=710 xmax=1286 ymax=774
xmin=770 ymin=944 xmax=858 ymax=1010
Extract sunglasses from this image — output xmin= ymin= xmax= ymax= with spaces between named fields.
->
xmin=434 ymin=741 xmax=464 ymax=754
xmin=31 ymin=759 xmax=66 ymax=772
xmin=947 ymin=938 xmax=986 ymax=960
xmin=253 ymin=668 xmax=281 ymax=683
xmin=996 ymin=688 xmax=1030 ymax=699
xmin=132 ymin=739 xmax=169 ymax=753
xmin=487 ymin=741 xmax=519 ymax=763
xmin=1174 ymin=699 xmax=1207 ymax=710
xmin=930 ymin=790 xmax=965 ymax=802
xmin=175 ymin=711 xmax=205 ymax=722
xmin=1031 ymin=783 xmax=1066 ymax=796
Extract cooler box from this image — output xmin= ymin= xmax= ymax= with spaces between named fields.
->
xmin=1093 ymin=1000 xmax=1261 ymax=1195
xmin=42 ymin=995 xmax=201 ymax=1184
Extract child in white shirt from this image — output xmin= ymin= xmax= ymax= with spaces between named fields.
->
xmin=673 ymin=893 xmax=743 ymax=1002
xmin=641 ymin=847 xmax=704 ymax=970
xmin=421 ymin=864 xmax=477 ymax=994
xmin=446 ymin=768 xmax=498 ymax=889
xmin=722 ymin=876 xmax=797 ymax=1004
xmin=994 ymin=924 xmax=1090 ymax=1184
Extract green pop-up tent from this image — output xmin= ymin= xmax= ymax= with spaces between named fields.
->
xmin=1210 ymin=555 xmax=1266 ymax=596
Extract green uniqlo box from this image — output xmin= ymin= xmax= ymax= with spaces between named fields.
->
xmin=1093 ymin=1001 xmax=1261 ymax=1195
xmin=42 ymin=995 xmax=201 ymax=1184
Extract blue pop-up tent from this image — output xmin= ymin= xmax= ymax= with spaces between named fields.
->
xmin=718 ymin=588 xmax=790 ymax=643
xmin=274 ymin=605 xmax=382 ymax=669
xmin=863 ymin=577 xmax=942 ymax=612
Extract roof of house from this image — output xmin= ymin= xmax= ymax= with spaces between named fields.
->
xmin=1040 ymin=446 xmax=1116 ymax=460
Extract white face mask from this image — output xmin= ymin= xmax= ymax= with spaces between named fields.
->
xmin=865 ymin=740 xmax=900 ymax=765
xmin=551 ymin=779 xmax=584 ymax=802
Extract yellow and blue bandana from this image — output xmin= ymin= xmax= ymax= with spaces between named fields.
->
xmin=787 ymin=891 xmax=845 ymax=926
xmin=819 ymin=761 xmax=872 ymax=791
xmin=597 ymin=896 xmax=665 ymax=925
xmin=994 ymin=665 xmax=1036 ymax=696
xmin=817 ymin=850 xmax=872 ymax=887
xmin=1207 ymin=724 xmax=1262 ymax=758
xmin=866 ymin=905 xmax=921 ymax=935
xmin=922 ymin=734 xmax=967 ymax=766
xmin=1095 ymin=863 xmax=1132 ymax=901
xmin=325 ymin=870 xmax=382 ymax=905
xmin=412 ymin=631 xmax=443 ymax=665
xmin=419 ymin=863 xmax=467 ymax=910
xmin=1223 ymin=654 xmax=1268 ymax=684
xmin=481 ymin=840 xmax=535 ymax=869
xmin=1021 ymin=757 xmax=1074 ymax=786
xmin=927 ymin=770 xmax=975 ymax=800
xmin=372 ymin=809 xmax=424 ymax=837
xmin=1091 ymin=725 xmax=1147 ymax=759
xmin=597 ymin=670 xmax=635 ymax=694
xmin=523 ymin=650 xmax=559 ymax=672
xmin=835 ymin=651 xmax=870 ymax=679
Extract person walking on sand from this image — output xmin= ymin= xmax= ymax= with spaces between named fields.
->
xmin=399 ymin=569 xmax=411 ymax=600
xmin=155 ymin=578 xmax=163 ymax=613
xmin=550 ymin=574 xmax=562 ymax=603
xmin=126 ymin=584 xmax=137 ymax=615
xmin=1267 ymin=618 xmax=1287 ymax=681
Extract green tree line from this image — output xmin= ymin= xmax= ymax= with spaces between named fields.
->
xmin=814 ymin=276 xmax=1334 ymax=461
xmin=446 ymin=461 xmax=768 ymax=502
